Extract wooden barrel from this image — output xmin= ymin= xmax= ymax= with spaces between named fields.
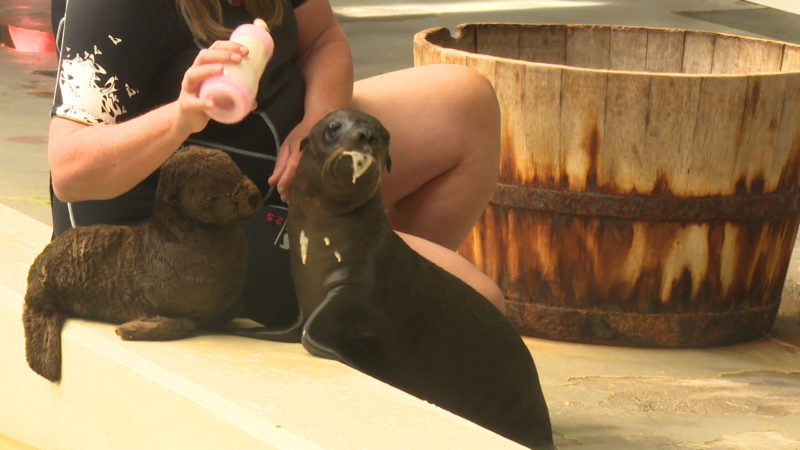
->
xmin=413 ymin=24 xmax=800 ymax=347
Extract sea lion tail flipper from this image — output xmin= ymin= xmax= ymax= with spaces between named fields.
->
xmin=115 ymin=316 xmax=196 ymax=341
xmin=23 ymin=302 xmax=65 ymax=382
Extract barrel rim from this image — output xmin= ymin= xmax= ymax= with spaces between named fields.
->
xmin=413 ymin=22 xmax=800 ymax=79
xmin=491 ymin=183 xmax=800 ymax=221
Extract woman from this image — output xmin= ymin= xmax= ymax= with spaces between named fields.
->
xmin=47 ymin=0 xmax=503 ymax=329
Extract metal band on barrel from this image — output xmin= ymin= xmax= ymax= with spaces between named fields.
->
xmin=491 ymin=184 xmax=800 ymax=221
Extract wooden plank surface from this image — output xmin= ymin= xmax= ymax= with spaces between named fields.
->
xmin=477 ymin=24 xmax=520 ymax=60
xmin=683 ymin=31 xmax=715 ymax=74
xmin=711 ymin=35 xmax=783 ymax=74
xmin=771 ymin=74 xmax=800 ymax=189
xmin=733 ymin=75 xmax=786 ymax=192
xmin=559 ymin=69 xmax=607 ymax=191
xmin=688 ymin=76 xmax=748 ymax=195
xmin=519 ymin=25 xmax=567 ymax=65
xmin=451 ymin=24 xmax=477 ymax=53
xmin=566 ymin=25 xmax=610 ymax=70
xmin=600 ymin=72 xmax=651 ymax=192
xmin=781 ymin=44 xmax=800 ymax=71
xmin=644 ymin=76 xmax=702 ymax=196
xmin=609 ymin=27 xmax=647 ymax=71
xmin=646 ymin=28 xmax=685 ymax=73
xmin=494 ymin=57 xmax=528 ymax=185
xmin=524 ymin=64 xmax=563 ymax=188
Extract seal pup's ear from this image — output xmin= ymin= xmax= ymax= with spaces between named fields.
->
xmin=162 ymin=185 xmax=180 ymax=206
xmin=386 ymin=153 xmax=392 ymax=174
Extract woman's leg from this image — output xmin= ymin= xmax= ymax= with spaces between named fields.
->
xmin=352 ymin=64 xmax=504 ymax=310
xmin=396 ymin=231 xmax=505 ymax=313
xmin=352 ymin=64 xmax=500 ymax=250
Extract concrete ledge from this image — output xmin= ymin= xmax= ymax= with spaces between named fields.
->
xmin=0 ymin=203 xmax=521 ymax=449
xmin=748 ymin=0 xmax=800 ymax=15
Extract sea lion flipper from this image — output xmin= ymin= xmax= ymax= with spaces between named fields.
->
xmin=226 ymin=311 xmax=304 ymax=343
xmin=301 ymin=287 xmax=353 ymax=363
xmin=23 ymin=303 xmax=64 ymax=382
xmin=115 ymin=316 xmax=196 ymax=341
xmin=301 ymin=286 xmax=387 ymax=371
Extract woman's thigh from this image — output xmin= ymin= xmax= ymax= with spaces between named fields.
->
xmin=352 ymin=64 xmax=499 ymax=203
xmin=351 ymin=64 xmax=500 ymax=249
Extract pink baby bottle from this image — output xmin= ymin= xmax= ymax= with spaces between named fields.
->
xmin=200 ymin=18 xmax=274 ymax=124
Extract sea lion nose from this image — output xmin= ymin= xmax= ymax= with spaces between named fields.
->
xmin=354 ymin=126 xmax=374 ymax=144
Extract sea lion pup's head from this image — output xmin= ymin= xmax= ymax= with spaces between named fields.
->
xmin=297 ymin=109 xmax=391 ymax=209
xmin=155 ymin=146 xmax=261 ymax=225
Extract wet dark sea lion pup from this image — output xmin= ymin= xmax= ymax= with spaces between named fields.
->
xmin=23 ymin=146 xmax=261 ymax=382
xmin=288 ymin=109 xmax=553 ymax=448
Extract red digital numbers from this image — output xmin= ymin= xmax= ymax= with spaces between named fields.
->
xmin=265 ymin=212 xmax=285 ymax=226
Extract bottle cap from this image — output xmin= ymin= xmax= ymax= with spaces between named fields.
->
xmin=230 ymin=20 xmax=273 ymax=50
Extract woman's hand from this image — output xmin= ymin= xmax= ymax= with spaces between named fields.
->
xmin=269 ymin=118 xmax=315 ymax=203
xmin=175 ymin=40 xmax=250 ymax=134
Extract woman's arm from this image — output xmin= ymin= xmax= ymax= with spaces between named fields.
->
xmin=269 ymin=0 xmax=353 ymax=202
xmin=293 ymin=0 xmax=353 ymax=122
xmin=49 ymin=41 xmax=248 ymax=202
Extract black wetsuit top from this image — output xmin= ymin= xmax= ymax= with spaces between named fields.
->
xmin=49 ymin=0 xmax=308 ymax=327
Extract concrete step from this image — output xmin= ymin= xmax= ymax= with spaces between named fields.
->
xmin=0 ymin=203 xmax=521 ymax=449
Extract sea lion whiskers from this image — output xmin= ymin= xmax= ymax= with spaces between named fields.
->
xmin=320 ymin=146 xmax=344 ymax=181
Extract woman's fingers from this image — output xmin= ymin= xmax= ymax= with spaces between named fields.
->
xmin=181 ymin=63 xmax=224 ymax=94
xmin=180 ymin=41 xmax=248 ymax=103
xmin=170 ymin=41 xmax=252 ymax=136
xmin=194 ymin=47 xmax=245 ymax=66
xmin=269 ymin=146 xmax=288 ymax=186
xmin=270 ymin=141 xmax=300 ymax=203
xmin=276 ymin=151 xmax=300 ymax=203
xmin=270 ymin=119 xmax=314 ymax=202
xmin=182 ymin=64 xmax=224 ymax=92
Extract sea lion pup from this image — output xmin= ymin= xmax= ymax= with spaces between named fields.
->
xmin=23 ymin=146 xmax=261 ymax=382
xmin=288 ymin=109 xmax=553 ymax=448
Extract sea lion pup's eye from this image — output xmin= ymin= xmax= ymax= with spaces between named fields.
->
xmin=324 ymin=121 xmax=342 ymax=143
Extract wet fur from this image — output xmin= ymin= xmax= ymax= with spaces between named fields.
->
xmin=288 ymin=110 xmax=554 ymax=448
xmin=23 ymin=146 xmax=260 ymax=382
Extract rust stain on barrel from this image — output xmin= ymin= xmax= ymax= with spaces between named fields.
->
xmin=584 ymin=125 xmax=600 ymax=191
xmin=464 ymin=204 xmax=795 ymax=345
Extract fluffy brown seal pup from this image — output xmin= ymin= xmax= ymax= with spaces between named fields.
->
xmin=288 ymin=109 xmax=553 ymax=449
xmin=23 ymin=146 xmax=261 ymax=382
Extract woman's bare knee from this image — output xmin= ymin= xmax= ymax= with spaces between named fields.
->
xmin=397 ymin=231 xmax=505 ymax=313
